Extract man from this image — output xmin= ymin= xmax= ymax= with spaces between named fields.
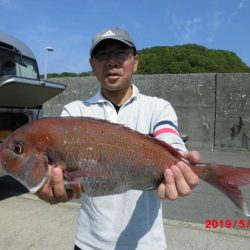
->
xmin=37 ymin=28 xmax=200 ymax=250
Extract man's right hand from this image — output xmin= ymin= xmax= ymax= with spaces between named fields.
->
xmin=36 ymin=165 xmax=82 ymax=204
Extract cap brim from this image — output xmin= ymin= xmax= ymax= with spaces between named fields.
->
xmin=90 ymin=37 xmax=135 ymax=56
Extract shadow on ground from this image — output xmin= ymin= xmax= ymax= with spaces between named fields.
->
xmin=0 ymin=176 xmax=28 ymax=200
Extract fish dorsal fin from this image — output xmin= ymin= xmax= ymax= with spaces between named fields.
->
xmin=147 ymin=136 xmax=189 ymax=162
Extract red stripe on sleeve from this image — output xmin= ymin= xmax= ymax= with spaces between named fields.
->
xmin=153 ymin=128 xmax=179 ymax=137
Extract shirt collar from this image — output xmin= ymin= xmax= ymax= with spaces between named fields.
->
xmin=86 ymin=84 xmax=139 ymax=104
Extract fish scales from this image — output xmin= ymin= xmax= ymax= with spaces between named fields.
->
xmin=6 ymin=117 xmax=170 ymax=195
xmin=1 ymin=117 xmax=250 ymax=215
xmin=68 ymin=119 xmax=170 ymax=196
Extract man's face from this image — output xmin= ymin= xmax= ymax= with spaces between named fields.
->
xmin=90 ymin=40 xmax=139 ymax=92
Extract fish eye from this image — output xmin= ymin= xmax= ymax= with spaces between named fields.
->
xmin=13 ymin=144 xmax=23 ymax=154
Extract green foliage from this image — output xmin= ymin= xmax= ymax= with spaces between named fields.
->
xmin=40 ymin=71 xmax=93 ymax=79
xmin=137 ymin=44 xmax=250 ymax=74
xmin=41 ymin=44 xmax=250 ymax=78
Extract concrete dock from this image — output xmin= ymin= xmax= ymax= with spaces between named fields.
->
xmin=1 ymin=193 xmax=250 ymax=250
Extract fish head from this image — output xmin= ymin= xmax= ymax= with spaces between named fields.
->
xmin=0 ymin=130 xmax=49 ymax=193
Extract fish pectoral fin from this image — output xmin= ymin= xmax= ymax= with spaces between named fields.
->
xmin=63 ymin=169 xmax=119 ymax=194
xmin=23 ymin=154 xmax=49 ymax=193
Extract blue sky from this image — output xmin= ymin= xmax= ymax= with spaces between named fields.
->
xmin=0 ymin=0 xmax=249 ymax=74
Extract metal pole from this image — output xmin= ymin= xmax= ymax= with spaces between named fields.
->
xmin=44 ymin=49 xmax=48 ymax=79
xmin=44 ymin=47 xmax=54 ymax=80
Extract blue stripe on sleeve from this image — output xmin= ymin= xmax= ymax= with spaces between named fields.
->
xmin=153 ymin=120 xmax=177 ymax=131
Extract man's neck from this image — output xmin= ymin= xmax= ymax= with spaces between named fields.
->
xmin=101 ymin=85 xmax=133 ymax=106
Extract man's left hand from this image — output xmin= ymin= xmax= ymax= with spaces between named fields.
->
xmin=156 ymin=150 xmax=200 ymax=200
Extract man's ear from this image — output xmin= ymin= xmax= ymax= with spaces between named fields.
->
xmin=89 ymin=57 xmax=95 ymax=71
xmin=133 ymin=55 xmax=139 ymax=73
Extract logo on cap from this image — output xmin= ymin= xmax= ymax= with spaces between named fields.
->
xmin=101 ymin=30 xmax=116 ymax=38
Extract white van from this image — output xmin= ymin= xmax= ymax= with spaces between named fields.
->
xmin=0 ymin=31 xmax=65 ymax=142
xmin=0 ymin=31 xmax=65 ymax=187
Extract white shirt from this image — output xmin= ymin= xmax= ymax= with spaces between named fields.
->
xmin=61 ymin=85 xmax=186 ymax=250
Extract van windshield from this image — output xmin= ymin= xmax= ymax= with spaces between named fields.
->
xmin=0 ymin=48 xmax=38 ymax=79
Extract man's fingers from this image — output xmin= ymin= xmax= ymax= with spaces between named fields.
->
xmin=177 ymin=161 xmax=199 ymax=188
xmin=156 ymin=150 xmax=200 ymax=200
xmin=165 ymin=168 xmax=180 ymax=199
xmin=157 ymin=163 xmax=199 ymax=200
xmin=35 ymin=165 xmax=79 ymax=204
xmin=157 ymin=169 xmax=178 ymax=200
xmin=52 ymin=168 xmax=73 ymax=202
xmin=71 ymin=183 xmax=82 ymax=199
xmin=170 ymin=165 xmax=191 ymax=196
xmin=181 ymin=150 xmax=200 ymax=163
xmin=36 ymin=165 xmax=54 ymax=203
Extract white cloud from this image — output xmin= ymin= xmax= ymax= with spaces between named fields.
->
xmin=184 ymin=18 xmax=200 ymax=40
xmin=207 ymin=11 xmax=223 ymax=30
xmin=172 ymin=15 xmax=201 ymax=42
xmin=0 ymin=0 xmax=21 ymax=10
xmin=238 ymin=0 xmax=248 ymax=9
xmin=205 ymin=10 xmax=224 ymax=44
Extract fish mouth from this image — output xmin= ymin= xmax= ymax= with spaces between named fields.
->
xmin=28 ymin=175 xmax=48 ymax=193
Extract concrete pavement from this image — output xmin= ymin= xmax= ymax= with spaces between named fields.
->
xmin=1 ymin=193 xmax=250 ymax=250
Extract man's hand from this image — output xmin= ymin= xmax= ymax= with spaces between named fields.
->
xmin=36 ymin=164 xmax=82 ymax=204
xmin=157 ymin=150 xmax=200 ymax=200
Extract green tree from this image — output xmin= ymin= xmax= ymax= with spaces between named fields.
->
xmin=137 ymin=44 xmax=250 ymax=74
xmin=42 ymin=44 xmax=250 ymax=78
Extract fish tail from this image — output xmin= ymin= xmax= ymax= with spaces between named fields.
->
xmin=193 ymin=163 xmax=250 ymax=216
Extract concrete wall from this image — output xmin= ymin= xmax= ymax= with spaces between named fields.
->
xmin=43 ymin=73 xmax=250 ymax=151
xmin=215 ymin=74 xmax=250 ymax=150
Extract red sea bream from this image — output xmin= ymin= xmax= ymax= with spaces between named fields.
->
xmin=1 ymin=117 xmax=250 ymax=216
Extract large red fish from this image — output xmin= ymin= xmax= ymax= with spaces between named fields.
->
xmin=0 ymin=117 xmax=250 ymax=216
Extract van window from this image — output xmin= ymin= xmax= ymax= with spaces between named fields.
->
xmin=0 ymin=48 xmax=38 ymax=79
xmin=15 ymin=56 xmax=38 ymax=79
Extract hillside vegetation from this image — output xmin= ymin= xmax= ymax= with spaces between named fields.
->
xmin=45 ymin=43 xmax=250 ymax=78
xmin=137 ymin=44 xmax=250 ymax=74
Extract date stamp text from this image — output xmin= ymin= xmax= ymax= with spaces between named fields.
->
xmin=204 ymin=219 xmax=250 ymax=229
